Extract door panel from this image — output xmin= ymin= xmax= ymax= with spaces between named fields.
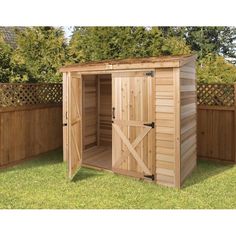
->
xmin=62 ymin=73 xmax=68 ymax=162
xmin=112 ymin=71 xmax=155 ymax=180
xmin=68 ymin=73 xmax=83 ymax=179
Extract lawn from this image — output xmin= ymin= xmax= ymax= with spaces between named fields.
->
xmin=0 ymin=149 xmax=235 ymax=209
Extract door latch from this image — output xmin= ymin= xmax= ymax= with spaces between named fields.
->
xmin=143 ymin=122 xmax=155 ymax=128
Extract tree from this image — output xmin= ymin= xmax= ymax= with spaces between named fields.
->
xmin=197 ymin=54 xmax=236 ymax=83
xmin=68 ymin=27 xmax=191 ymax=63
xmin=160 ymin=27 xmax=236 ymax=63
xmin=2 ymin=26 xmax=236 ymax=84
xmin=11 ymin=27 xmax=68 ymax=83
xmin=0 ymin=34 xmax=13 ymax=82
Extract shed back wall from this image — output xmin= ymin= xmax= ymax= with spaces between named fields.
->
xmin=99 ymin=74 xmax=112 ymax=146
xmin=83 ymin=75 xmax=97 ymax=149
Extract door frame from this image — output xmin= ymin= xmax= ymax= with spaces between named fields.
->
xmin=63 ymin=70 xmax=156 ymax=180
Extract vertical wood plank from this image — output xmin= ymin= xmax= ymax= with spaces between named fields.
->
xmin=112 ymin=71 xmax=155 ymax=179
xmin=173 ymin=68 xmax=181 ymax=188
xmin=0 ymin=105 xmax=62 ymax=168
xmin=68 ymin=72 xmax=83 ymax=179
xmin=97 ymin=75 xmax=100 ymax=146
xmin=234 ymin=83 xmax=236 ymax=163
xmin=63 ymin=72 xmax=68 ymax=162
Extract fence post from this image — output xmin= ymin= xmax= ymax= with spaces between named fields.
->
xmin=234 ymin=83 xmax=236 ymax=163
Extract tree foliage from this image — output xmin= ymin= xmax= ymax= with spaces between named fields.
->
xmin=1 ymin=26 xmax=236 ymax=84
xmin=11 ymin=27 xmax=67 ymax=83
xmin=160 ymin=26 xmax=236 ymax=63
xmin=0 ymin=34 xmax=13 ymax=82
xmin=68 ymin=27 xmax=191 ymax=63
xmin=197 ymin=54 xmax=236 ymax=83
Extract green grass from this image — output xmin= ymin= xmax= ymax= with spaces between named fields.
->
xmin=0 ymin=150 xmax=235 ymax=209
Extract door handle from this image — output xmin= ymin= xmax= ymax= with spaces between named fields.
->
xmin=112 ymin=107 xmax=115 ymax=119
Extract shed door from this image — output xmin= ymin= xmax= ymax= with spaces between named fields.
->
xmin=62 ymin=73 xmax=68 ymax=162
xmin=112 ymin=71 xmax=156 ymax=180
xmin=68 ymin=73 xmax=83 ymax=179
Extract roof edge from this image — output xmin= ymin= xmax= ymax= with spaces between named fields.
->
xmin=60 ymin=55 xmax=197 ymax=73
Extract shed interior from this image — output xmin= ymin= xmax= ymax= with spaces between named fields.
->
xmin=82 ymin=74 xmax=112 ymax=170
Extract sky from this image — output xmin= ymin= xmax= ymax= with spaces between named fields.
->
xmin=63 ymin=26 xmax=73 ymax=39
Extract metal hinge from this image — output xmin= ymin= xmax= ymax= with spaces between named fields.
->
xmin=144 ymin=174 xmax=155 ymax=181
xmin=145 ymin=71 xmax=154 ymax=77
xmin=143 ymin=122 xmax=155 ymax=128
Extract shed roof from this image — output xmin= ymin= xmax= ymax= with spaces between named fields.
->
xmin=0 ymin=27 xmax=26 ymax=48
xmin=60 ymin=55 xmax=197 ymax=73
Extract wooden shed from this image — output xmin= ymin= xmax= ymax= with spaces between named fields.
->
xmin=60 ymin=55 xmax=197 ymax=188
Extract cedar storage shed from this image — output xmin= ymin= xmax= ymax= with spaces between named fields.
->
xmin=60 ymin=55 xmax=197 ymax=188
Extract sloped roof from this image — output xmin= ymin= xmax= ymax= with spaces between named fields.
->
xmin=0 ymin=27 xmax=26 ymax=48
xmin=60 ymin=55 xmax=197 ymax=73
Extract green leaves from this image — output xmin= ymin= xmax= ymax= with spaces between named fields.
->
xmin=197 ymin=54 xmax=236 ymax=83
xmin=68 ymin=27 xmax=191 ymax=63
xmin=1 ymin=26 xmax=236 ymax=84
xmin=0 ymin=34 xmax=13 ymax=82
xmin=161 ymin=27 xmax=236 ymax=63
xmin=11 ymin=27 xmax=67 ymax=83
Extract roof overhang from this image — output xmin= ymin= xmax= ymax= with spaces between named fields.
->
xmin=60 ymin=55 xmax=197 ymax=73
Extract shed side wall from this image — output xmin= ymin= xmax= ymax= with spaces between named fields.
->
xmin=155 ymin=68 xmax=176 ymax=187
xmin=180 ymin=61 xmax=197 ymax=184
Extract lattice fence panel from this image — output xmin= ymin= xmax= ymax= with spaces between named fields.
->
xmin=1 ymin=82 xmax=235 ymax=108
xmin=0 ymin=83 xmax=62 ymax=107
xmin=197 ymin=83 xmax=235 ymax=106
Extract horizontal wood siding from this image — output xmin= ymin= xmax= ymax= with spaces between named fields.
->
xmin=0 ymin=105 xmax=62 ymax=167
xmin=155 ymin=68 xmax=175 ymax=187
xmin=99 ymin=75 xmax=112 ymax=146
xmin=83 ymin=75 xmax=98 ymax=149
xmin=180 ymin=61 xmax=197 ymax=184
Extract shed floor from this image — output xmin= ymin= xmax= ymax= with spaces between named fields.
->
xmin=83 ymin=146 xmax=112 ymax=170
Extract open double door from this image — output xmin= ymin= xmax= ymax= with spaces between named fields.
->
xmin=63 ymin=71 xmax=156 ymax=181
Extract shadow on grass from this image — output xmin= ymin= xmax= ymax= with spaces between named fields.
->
xmin=0 ymin=149 xmax=63 ymax=173
xmin=72 ymin=167 xmax=105 ymax=182
xmin=183 ymin=159 xmax=234 ymax=188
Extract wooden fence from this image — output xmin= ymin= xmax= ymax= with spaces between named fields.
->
xmin=197 ymin=83 xmax=236 ymax=163
xmin=0 ymin=82 xmax=235 ymax=167
xmin=0 ymin=83 xmax=62 ymax=168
